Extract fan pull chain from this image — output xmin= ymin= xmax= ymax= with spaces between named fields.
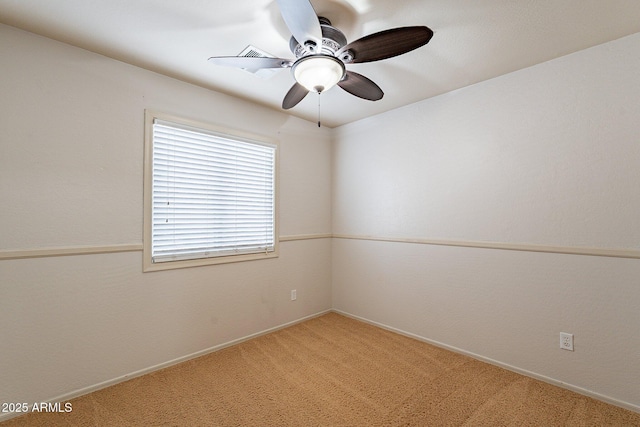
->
xmin=317 ymin=92 xmax=321 ymax=127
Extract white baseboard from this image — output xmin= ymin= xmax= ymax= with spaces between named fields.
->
xmin=332 ymin=309 xmax=640 ymax=415
xmin=0 ymin=309 xmax=332 ymax=423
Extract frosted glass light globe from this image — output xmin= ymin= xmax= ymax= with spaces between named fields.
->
xmin=292 ymin=55 xmax=346 ymax=93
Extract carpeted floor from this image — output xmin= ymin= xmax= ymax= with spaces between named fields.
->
xmin=3 ymin=312 xmax=640 ymax=426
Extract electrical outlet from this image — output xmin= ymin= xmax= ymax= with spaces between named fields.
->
xmin=560 ymin=332 xmax=574 ymax=351
xmin=291 ymin=290 xmax=297 ymax=301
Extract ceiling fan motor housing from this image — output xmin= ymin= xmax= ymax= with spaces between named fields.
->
xmin=289 ymin=17 xmax=350 ymax=60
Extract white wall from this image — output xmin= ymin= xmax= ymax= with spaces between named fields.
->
xmin=332 ymin=33 xmax=640 ymax=410
xmin=0 ymin=23 xmax=332 ymax=412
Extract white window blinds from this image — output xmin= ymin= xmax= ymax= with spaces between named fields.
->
xmin=151 ymin=119 xmax=276 ymax=263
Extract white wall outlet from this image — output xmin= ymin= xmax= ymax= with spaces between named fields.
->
xmin=291 ymin=289 xmax=297 ymax=301
xmin=560 ymin=332 xmax=574 ymax=351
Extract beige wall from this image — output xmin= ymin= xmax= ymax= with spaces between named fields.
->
xmin=0 ymin=23 xmax=332 ymax=412
xmin=2 ymin=20 xmax=640 ymax=416
xmin=332 ymin=33 xmax=640 ymax=411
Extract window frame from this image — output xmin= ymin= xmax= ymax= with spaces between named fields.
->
xmin=143 ymin=110 xmax=279 ymax=272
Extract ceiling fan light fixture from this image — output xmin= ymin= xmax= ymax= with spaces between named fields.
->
xmin=292 ymin=55 xmax=345 ymax=93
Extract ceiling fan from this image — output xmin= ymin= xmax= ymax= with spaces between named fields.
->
xmin=208 ymin=0 xmax=433 ymax=112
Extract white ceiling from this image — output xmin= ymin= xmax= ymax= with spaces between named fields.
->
xmin=2 ymin=0 xmax=640 ymax=127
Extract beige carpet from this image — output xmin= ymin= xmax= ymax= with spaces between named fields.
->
xmin=3 ymin=312 xmax=640 ymax=426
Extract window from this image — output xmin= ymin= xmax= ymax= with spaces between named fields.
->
xmin=143 ymin=111 xmax=278 ymax=271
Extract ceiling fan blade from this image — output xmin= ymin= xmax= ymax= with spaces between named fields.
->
xmin=276 ymin=0 xmax=322 ymax=53
xmin=282 ymin=83 xmax=309 ymax=109
xmin=208 ymin=56 xmax=293 ymax=69
xmin=337 ymin=26 xmax=433 ymax=63
xmin=338 ymin=71 xmax=384 ymax=101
